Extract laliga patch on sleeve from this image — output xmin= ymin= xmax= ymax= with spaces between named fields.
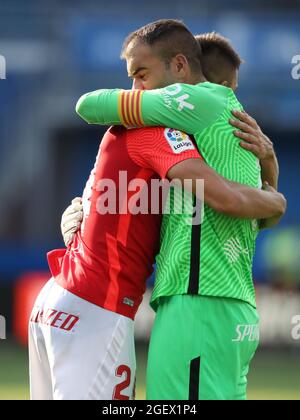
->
xmin=164 ymin=128 xmax=195 ymax=154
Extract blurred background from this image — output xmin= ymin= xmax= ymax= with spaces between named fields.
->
xmin=0 ymin=0 xmax=300 ymax=400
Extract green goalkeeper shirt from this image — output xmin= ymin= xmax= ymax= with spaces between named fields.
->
xmin=76 ymin=82 xmax=262 ymax=309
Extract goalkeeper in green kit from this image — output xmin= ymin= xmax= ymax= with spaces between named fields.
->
xmin=75 ymin=20 xmax=285 ymax=400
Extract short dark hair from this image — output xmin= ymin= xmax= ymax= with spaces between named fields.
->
xmin=122 ymin=19 xmax=203 ymax=75
xmin=195 ymin=32 xmax=242 ymax=83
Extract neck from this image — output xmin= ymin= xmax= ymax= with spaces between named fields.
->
xmin=185 ymin=72 xmax=207 ymax=85
xmin=193 ymin=73 xmax=207 ymax=84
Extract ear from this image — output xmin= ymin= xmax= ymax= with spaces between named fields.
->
xmin=170 ymin=54 xmax=189 ymax=80
xmin=221 ymin=80 xmax=229 ymax=87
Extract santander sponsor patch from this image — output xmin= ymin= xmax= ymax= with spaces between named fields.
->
xmin=30 ymin=307 xmax=79 ymax=332
xmin=164 ymin=128 xmax=195 ymax=154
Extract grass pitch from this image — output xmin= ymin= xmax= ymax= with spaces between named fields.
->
xmin=0 ymin=340 xmax=299 ymax=400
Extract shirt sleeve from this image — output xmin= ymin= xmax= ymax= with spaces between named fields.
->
xmin=76 ymin=83 xmax=227 ymax=135
xmin=126 ymin=127 xmax=203 ymax=179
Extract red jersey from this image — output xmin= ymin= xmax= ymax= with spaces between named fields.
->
xmin=47 ymin=126 xmax=202 ymax=319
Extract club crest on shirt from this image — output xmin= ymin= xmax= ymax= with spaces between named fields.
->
xmin=164 ymin=128 xmax=195 ymax=154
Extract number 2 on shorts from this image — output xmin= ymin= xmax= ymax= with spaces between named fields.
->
xmin=113 ymin=365 xmax=131 ymax=400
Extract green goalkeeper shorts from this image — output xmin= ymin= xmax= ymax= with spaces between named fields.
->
xmin=146 ymin=295 xmax=259 ymax=400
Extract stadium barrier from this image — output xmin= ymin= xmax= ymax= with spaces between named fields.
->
xmin=13 ymin=272 xmax=49 ymax=345
xmin=11 ymin=274 xmax=300 ymax=348
xmin=135 ymin=288 xmax=300 ymax=347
